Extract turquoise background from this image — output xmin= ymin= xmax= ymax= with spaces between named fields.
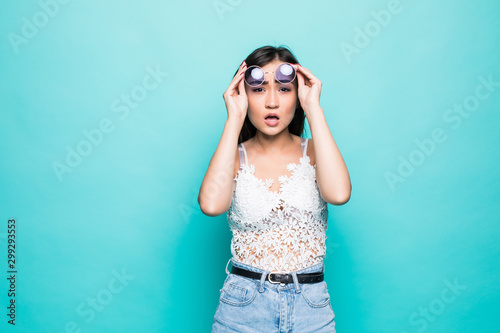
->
xmin=1 ymin=0 xmax=499 ymax=332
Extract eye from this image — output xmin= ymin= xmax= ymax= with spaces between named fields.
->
xmin=280 ymin=87 xmax=291 ymax=92
xmin=252 ymin=88 xmax=264 ymax=92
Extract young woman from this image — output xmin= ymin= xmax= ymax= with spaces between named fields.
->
xmin=199 ymin=45 xmax=351 ymax=332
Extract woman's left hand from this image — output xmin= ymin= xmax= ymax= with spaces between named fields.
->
xmin=293 ymin=64 xmax=322 ymax=113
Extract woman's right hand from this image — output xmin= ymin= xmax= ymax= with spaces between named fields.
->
xmin=222 ymin=61 xmax=248 ymax=122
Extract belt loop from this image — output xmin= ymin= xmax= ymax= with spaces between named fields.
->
xmin=291 ymin=270 xmax=301 ymax=294
xmin=225 ymin=258 xmax=232 ymax=275
xmin=259 ymin=270 xmax=268 ymax=293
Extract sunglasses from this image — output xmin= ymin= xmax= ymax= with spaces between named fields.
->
xmin=244 ymin=62 xmax=296 ymax=87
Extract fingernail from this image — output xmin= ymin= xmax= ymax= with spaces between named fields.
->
xmin=240 ymin=72 xmax=244 ymax=75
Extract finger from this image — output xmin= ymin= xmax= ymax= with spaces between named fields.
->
xmin=297 ymin=70 xmax=311 ymax=87
xmin=296 ymin=70 xmax=305 ymax=87
xmin=227 ymin=65 xmax=247 ymax=93
xmin=296 ymin=65 xmax=319 ymax=85
xmin=238 ymin=74 xmax=247 ymax=97
xmin=234 ymin=63 xmax=247 ymax=82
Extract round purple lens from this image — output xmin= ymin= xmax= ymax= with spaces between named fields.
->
xmin=275 ymin=63 xmax=296 ymax=84
xmin=244 ymin=66 xmax=264 ymax=86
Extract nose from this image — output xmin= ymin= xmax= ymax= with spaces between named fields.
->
xmin=265 ymin=76 xmax=279 ymax=109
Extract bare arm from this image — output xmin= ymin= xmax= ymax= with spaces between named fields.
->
xmin=294 ymin=63 xmax=351 ymax=205
xmin=308 ymin=108 xmax=351 ymax=205
xmin=198 ymin=118 xmax=243 ymax=216
xmin=198 ymin=60 xmax=249 ymax=216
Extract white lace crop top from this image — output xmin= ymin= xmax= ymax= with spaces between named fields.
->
xmin=226 ymin=137 xmax=329 ymax=273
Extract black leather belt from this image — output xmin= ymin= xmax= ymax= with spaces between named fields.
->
xmin=231 ymin=266 xmax=324 ymax=284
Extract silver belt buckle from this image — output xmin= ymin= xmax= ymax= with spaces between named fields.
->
xmin=267 ymin=271 xmax=280 ymax=284
xmin=267 ymin=271 xmax=287 ymax=286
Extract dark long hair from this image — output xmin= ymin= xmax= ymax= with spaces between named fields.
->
xmin=233 ymin=45 xmax=306 ymax=144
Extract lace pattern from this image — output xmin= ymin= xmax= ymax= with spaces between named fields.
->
xmin=226 ymin=138 xmax=329 ymax=273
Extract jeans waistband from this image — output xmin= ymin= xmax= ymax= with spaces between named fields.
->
xmin=224 ymin=257 xmax=325 ymax=293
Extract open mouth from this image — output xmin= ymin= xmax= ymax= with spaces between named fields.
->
xmin=264 ymin=114 xmax=280 ymax=126
xmin=265 ymin=114 xmax=279 ymax=120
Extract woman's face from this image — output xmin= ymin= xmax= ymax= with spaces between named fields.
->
xmin=244 ymin=59 xmax=298 ymax=135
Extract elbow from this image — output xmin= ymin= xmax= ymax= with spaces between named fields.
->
xmin=330 ymin=193 xmax=351 ymax=205
xmin=199 ymin=200 xmax=229 ymax=217
xmin=198 ymin=186 xmax=233 ymax=217
xmin=325 ymin=193 xmax=351 ymax=206
xmin=323 ymin=186 xmax=351 ymax=206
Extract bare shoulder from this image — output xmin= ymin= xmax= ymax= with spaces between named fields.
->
xmin=306 ymin=137 xmax=316 ymax=166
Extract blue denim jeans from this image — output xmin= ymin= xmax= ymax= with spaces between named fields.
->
xmin=212 ymin=258 xmax=336 ymax=332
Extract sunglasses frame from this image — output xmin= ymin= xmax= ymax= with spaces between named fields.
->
xmin=244 ymin=62 xmax=296 ymax=87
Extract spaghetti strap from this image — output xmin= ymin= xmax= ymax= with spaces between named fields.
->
xmin=239 ymin=143 xmax=248 ymax=166
xmin=301 ymin=137 xmax=308 ymax=158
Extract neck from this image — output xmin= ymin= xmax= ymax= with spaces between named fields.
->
xmin=252 ymin=130 xmax=295 ymax=154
